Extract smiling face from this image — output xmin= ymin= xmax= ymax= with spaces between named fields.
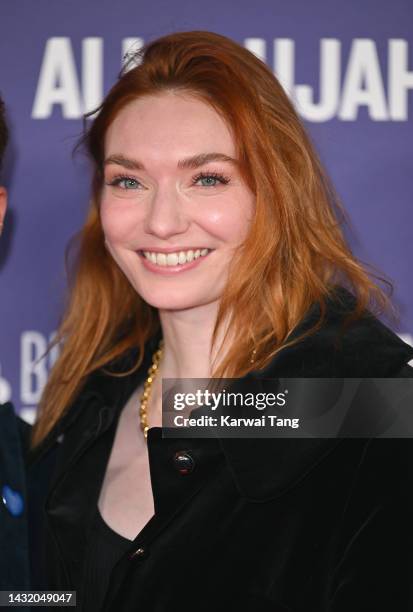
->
xmin=100 ymin=91 xmax=255 ymax=311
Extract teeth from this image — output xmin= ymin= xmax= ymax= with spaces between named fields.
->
xmin=156 ymin=253 xmax=167 ymax=266
xmin=166 ymin=253 xmax=179 ymax=266
xmin=143 ymin=249 xmax=211 ymax=266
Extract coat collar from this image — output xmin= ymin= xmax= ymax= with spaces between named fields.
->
xmin=29 ymin=286 xmax=413 ymax=501
xmin=250 ymin=285 xmax=413 ymax=379
xmin=27 ymin=331 xmax=161 ymax=468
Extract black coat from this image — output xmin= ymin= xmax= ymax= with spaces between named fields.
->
xmin=27 ymin=288 xmax=413 ymax=611
xmin=0 ymin=402 xmax=31 ymax=592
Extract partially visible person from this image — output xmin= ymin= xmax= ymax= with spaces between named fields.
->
xmin=0 ymin=94 xmax=31 ymax=592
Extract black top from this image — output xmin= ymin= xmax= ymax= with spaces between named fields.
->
xmin=82 ymin=508 xmax=133 ymax=612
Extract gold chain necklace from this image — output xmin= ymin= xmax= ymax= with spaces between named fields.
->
xmin=139 ymin=338 xmax=256 ymax=441
xmin=139 ymin=339 xmax=164 ymax=440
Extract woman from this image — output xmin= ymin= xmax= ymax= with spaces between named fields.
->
xmin=27 ymin=31 xmax=413 ymax=611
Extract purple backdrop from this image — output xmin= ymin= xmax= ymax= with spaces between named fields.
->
xmin=0 ymin=0 xmax=412 ymax=420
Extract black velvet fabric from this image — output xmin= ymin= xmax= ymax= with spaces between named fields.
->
xmin=26 ymin=287 xmax=413 ymax=611
xmin=81 ymin=508 xmax=133 ymax=612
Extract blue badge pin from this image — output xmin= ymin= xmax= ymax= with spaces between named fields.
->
xmin=1 ymin=484 xmax=24 ymax=517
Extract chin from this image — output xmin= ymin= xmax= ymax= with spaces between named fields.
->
xmin=143 ymin=297 xmax=209 ymax=311
xmin=135 ymin=286 xmax=218 ymax=312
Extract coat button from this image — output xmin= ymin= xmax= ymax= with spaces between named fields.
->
xmin=129 ymin=546 xmax=147 ymax=560
xmin=173 ymin=450 xmax=195 ymax=475
xmin=1 ymin=485 xmax=24 ymax=517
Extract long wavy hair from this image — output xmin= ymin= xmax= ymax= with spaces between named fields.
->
xmin=31 ymin=30 xmax=393 ymax=449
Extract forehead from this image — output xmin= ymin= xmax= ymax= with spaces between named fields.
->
xmin=105 ymin=92 xmax=236 ymax=161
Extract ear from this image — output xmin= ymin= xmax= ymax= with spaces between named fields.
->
xmin=0 ymin=186 xmax=7 ymax=231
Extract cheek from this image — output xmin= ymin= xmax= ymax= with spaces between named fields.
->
xmin=100 ymin=199 xmax=143 ymax=244
xmin=198 ymin=196 xmax=254 ymax=242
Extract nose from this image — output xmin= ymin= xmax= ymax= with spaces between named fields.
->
xmin=144 ymin=185 xmax=190 ymax=239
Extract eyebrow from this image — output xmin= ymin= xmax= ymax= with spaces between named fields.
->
xmin=104 ymin=152 xmax=239 ymax=171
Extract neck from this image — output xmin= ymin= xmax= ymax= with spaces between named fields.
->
xmin=146 ymin=301 xmax=229 ymax=429
xmin=156 ymin=301 xmax=227 ymax=379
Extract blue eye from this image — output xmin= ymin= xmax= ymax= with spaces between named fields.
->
xmin=192 ymin=172 xmax=230 ymax=187
xmin=108 ymin=176 xmax=140 ymax=190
